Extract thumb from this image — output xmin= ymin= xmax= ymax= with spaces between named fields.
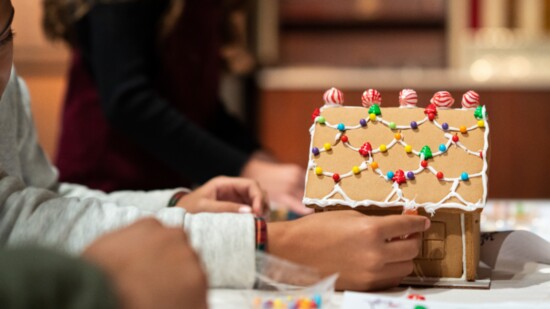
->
xmin=198 ymin=200 xmax=253 ymax=214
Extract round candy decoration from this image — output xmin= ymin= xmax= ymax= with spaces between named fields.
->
xmin=406 ymin=171 xmax=415 ymax=180
xmin=352 ymin=166 xmax=360 ymax=174
xmin=324 ymin=143 xmax=332 ymax=151
xmin=359 ymin=118 xmax=367 ymax=127
xmin=442 ymin=122 xmax=449 ymax=130
xmin=337 ymin=123 xmax=346 ymax=131
xmin=452 ymin=134 xmax=459 ymax=143
xmin=323 ymin=87 xmax=344 ymax=106
xmin=359 ymin=142 xmax=373 ymax=157
xmin=460 ymin=125 xmax=467 ymax=134
xmin=405 ymin=145 xmax=413 ymax=153
xmin=370 ymin=161 xmax=379 ymax=169
xmin=399 ymin=89 xmax=418 ymax=107
xmin=362 ymin=89 xmax=382 ymax=107
xmin=462 ymin=90 xmax=480 ymax=109
xmin=332 ymin=173 xmax=340 ymax=182
xmin=392 ymin=169 xmax=406 ymax=185
xmin=311 ymin=147 xmax=320 ymax=156
xmin=316 ymin=116 xmax=326 ymax=124
xmin=430 ymin=91 xmax=455 ymax=108
xmin=387 ymin=171 xmax=395 ymax=180
xmin=461 ymin=172 xmax=469 ymax=181
xmin=341 ymin=135 xmax=349 ymax=143
xmin=315 ymin=167 xmax=323 ymax=175
xmin=436 ymin=171 xmax=444 ymax=179
xmin=389 ymin=122 xmax=397 ymax=130
xmin=439 ymin=144 xmax=446 ymax=152
xmin=410 ymin=121 xmax=418 ymax=129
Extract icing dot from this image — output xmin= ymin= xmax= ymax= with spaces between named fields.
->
xmin=359 ymin=118 xmax=367 ymax=127
xmin=369 ymin=113 xmax=377 ymax=121
xmin=332 ymin=173 xmax=340 ymax=182
xmin=323 ymin=143 xmax=332 ymax=151
xmin=436 ymin=171 xmax=444 ymax=179
xmin=337 ymin=123 xmax=346 ymax=131
xmin=452 ymin=134 xmax=459 ymax=143
xmin=405 ymin=145 xmax=413 ymax=153
xmin=379 ymin=144 xmax=387 ymax=152
xmin=410 ymin=121 xmax=418 ymax=129
xmin=389 ymin=122 xmax=397 ymax=130
xmin=316 ymin=116 xmax=326 ymax=124
xmin=421 ymin=160 xmax=428 ymax=168
xmin=439 ymin=144 xmax=447 ymax=152
xmin=311 ymin=147 xmax=320 ymax=156
xmin=460 ymin=125 xmax=467 ymax=134
xmin=387 ymin=171 xmax=394 ymax=180
xmin=394 ymin=133 xmax=402 ymax=140
xmin=442 ymin=122 xmax=449 ymax=130
xmin=407 ymin=171 xmax=415 ymax=180
xmin=370 ymin=161 xmax=379 ymax=169
xmin=315 ymin=167 xmax=323 ymax=175
xmin=352 ymin=166 xmax=360 ymax=174
xmin=341 ymin=135 xmax=348 ymax=143
xmin=477 ymin=120 xmax=485 ymax=128
xmin=461 ymin=172 xmax=469 ymax=181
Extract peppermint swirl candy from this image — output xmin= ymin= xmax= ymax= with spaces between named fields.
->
xmin=361 ymin=89 xmax=381 ymax=107
xmin=399 ymin=89 xmax=418 ymax=107
xmin=430 ymin=91 xmax=455 ymax=108
xmin=323 ymin=87 xmax=344 ymax=106
xmin=461 ymin=90 xmax=480 ymax=109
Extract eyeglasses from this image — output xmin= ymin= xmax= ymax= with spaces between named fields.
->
xmin=0 ymin=6 xmax=14 ymax=38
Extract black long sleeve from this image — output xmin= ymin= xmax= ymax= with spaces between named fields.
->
xmin=0 ymin=248 xmax=117 ymax=309
xmin=78 ymin=1 xmax=260 ymax=184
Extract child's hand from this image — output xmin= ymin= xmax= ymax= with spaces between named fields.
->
xmin=268 ymin=211 xmax=430 ymax=291
xmin=83 ymin=218 xmax=207 ymax=309
xmin=175 ymin=176 xmax=269 ymax=217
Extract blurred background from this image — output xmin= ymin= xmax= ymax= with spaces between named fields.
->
xmin=12 ymin=0 xmax=550 ymax=200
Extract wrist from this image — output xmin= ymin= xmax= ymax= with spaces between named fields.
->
xmin=264 ymin=221 xmax=292 ymax=258
xmin=167 ymin=189 xmax=191 ymax=207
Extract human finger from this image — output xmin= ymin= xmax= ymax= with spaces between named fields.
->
xmin=278 ymin=194 xmax=313 ymax=215
xmin=383 ymin=234 xmax=422 ymax=263
xmin=377 ymin=215 xmax=430 ymax=240
xmin=198 ymin=200 xmax=253 ymax=214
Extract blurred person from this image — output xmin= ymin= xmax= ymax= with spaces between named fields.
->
xmin=0 ymin=1 xmax=431 ymax=295
xmin=43 ymin=0 xmax=310 ymax=215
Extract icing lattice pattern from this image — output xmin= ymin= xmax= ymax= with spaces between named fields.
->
xmin=304 ymin=103 xmax=489 ymax=214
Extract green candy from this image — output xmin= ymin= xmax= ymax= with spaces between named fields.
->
xmin=474 ymin=105 xmax=487 ymax=120
xmin=389 ymin=122 xmax=397 ymax=130
xmin=316 ymin=116 xmax=326 ymax=124
xmin=368 ymin=104 xmax=382 ymax=116
xmin=420 ymin=145 xmax=433 ymax=159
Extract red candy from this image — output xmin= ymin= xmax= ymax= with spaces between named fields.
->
xmin=421 ymin=160 xmax=428 ymax=168
xmin=462 ymin=90 xmax=480 ymax=109
xmin=436 ymin=172 xmax=444 ymax=179
xmin=452 ymin=134 xmax=459 ymax=143
xmin=311 ymin=108 xmax=320 ymax=122
xmin=424 ymin=103 xmax=438 ymax=121
xmin=392 ymin=169 xmax=406 ymax=185
xmin=359 ymin=142 xmax=373 ymax=157
xmin=407 ymin=294 xmax=426 ymax=301
xmin=332 ymin=173 xmax=340 ymax=182
xmin=341 ymin=135 xmax=348 ymax=143
xmin=362 ymin=89 xmax=382 ymax=107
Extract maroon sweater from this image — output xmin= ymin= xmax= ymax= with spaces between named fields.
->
xmin=56 ymin=0 xmax=259 ymax=192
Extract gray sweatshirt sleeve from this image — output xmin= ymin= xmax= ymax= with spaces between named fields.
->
xmin=0 ymin=169 xmax=256 ymax=288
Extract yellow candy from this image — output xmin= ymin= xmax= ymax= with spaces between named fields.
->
xmin=323 ymin=142 xmax=331 ymax=151
xmin=352 ymin=166 xmax=360 ymax=174
xmin=460 ymin=125 xmax=467 ymax=134
xmin=315 ymin=167 xmax=323 ymax=175
xmin=477 ymin=120 xmax=485 ymax=128
xmin=405 ymin=145 xmax=413 ymax=153
xmin=273 ymin=299 xmax=283 ymax=309
xmin=369 ymin=113 xmax=377 ymax=121
xmin=379 ymin=144 xmax=387 ymax=152
xmin=370 ymin=161 xmax=379 ymax=169
xmin=394 ymin=133 xmax=402 ymax=140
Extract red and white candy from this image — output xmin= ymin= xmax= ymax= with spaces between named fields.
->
xmin=361 ymin=89 xmax=381 ymax=107
xmin=430 ymin=91 xmax=455 ymax=108
xmin=399 ymin=89 xmax=418 ymax=107
xmin=461 ymin=90 xmax=480 ymax=109
xmin=323 ymin=87 xmax=344 ymax=106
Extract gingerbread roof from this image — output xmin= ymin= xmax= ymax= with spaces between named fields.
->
xmin=304 ymin=88 xmax=489 ymax=214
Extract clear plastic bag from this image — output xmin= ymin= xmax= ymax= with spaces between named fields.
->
xmin=245 ymin=251 xmax=338 ymax=309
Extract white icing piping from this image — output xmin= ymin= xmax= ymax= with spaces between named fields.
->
xmin=460 ymin=213 xmax=467 ymax=280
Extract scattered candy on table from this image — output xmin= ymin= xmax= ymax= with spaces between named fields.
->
xmin=407 ymin=293 xmax=426 ymax=301
xmin=252 ymin=294 xmax=323 ymax=309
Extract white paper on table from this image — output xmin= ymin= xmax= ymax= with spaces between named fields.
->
xmin=341 ymin=291 xmax=550 ymax=309
xmin=480 ymin=230 xmax=550 ymax=271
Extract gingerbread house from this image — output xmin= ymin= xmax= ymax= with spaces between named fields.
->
xmin=304 ymin=88 xmax=489 ymax=284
